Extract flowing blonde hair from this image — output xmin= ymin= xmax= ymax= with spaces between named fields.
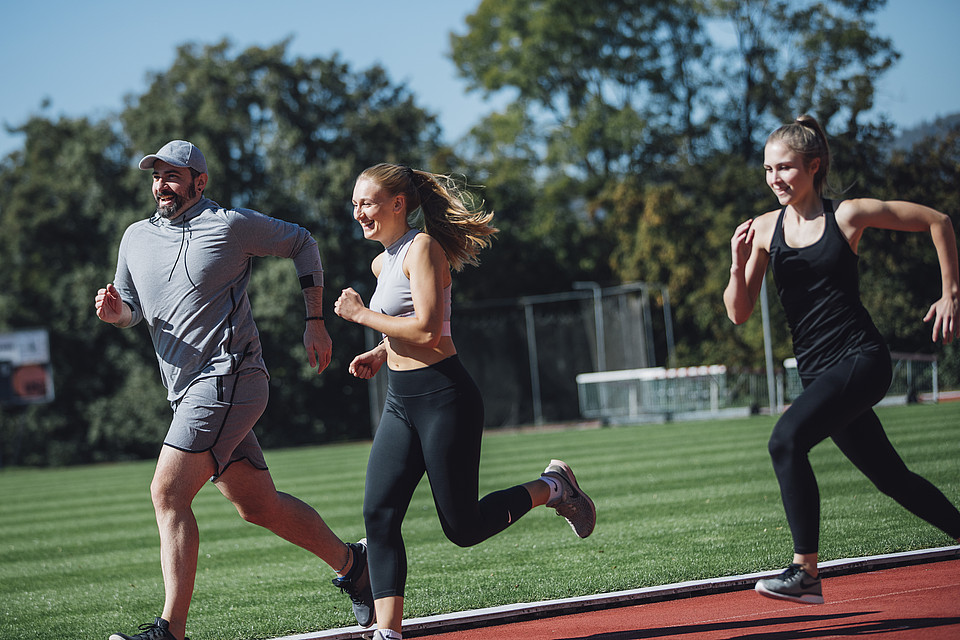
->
xmin=358 ymin=163 xmax=498 ymax=271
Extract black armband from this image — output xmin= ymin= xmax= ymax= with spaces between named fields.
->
xmin=299 ymin=273 xmax=322 ymax=289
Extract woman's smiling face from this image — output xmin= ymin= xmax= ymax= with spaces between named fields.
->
xmin=352 ymin=177 xmax=406 ymax=245
xmin=763 ymin=141 xmax=820 ymax=206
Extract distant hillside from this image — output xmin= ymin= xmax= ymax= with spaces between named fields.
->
xmin=891 ymin=113 xmax=960 ymax=151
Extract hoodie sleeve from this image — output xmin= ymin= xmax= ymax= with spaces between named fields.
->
xmin=113 ymin=226 xmax=145 ymax=327
xmin=225 ymin=208 xmax=323 ymax=285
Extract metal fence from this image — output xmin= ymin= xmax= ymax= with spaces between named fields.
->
xmin=576 ymin=353 xmax=940 ymax=425
xmin=363 ymin=281 xmax=673 ymax=429
xmin=576 ymin=365 xmax=738 ymax=423
xmin=361 ymin=281 xmax=941 ymax=430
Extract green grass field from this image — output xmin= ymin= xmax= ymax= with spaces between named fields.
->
xmin=2 ymin=403 xmax=958 ymax=640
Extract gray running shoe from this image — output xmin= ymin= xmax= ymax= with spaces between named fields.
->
xmin=109 ymin=618 xmax=186 ymax=640
xmin=332 ymin=538 xmax=376 ymax=627
xmin=543 ymin=459 xmax=596 ymax=538
xmin=755 ymin=564 xmax=824 ymax=604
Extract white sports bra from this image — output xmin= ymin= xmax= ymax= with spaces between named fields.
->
xmin=369 ymin=228 xmax=452 ymax=336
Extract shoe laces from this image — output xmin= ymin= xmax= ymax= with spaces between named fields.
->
xmin=333 ymin=575 xmax=365 ymax=605
xmin=554 ymin=485 xmax=583 ymax=518
xmin=779 ymin=564 xmax=807 ymax=581
xmin=132 ymin=621 xmax=170 ymax=640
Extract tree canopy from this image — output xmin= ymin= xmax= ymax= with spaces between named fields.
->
xmin=1 ymin=2 xmax=957 ymax=467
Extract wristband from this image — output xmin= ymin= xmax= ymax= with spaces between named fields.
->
xmin=299 ymin=273 xmax=323 ymax=290
xmin=305 ymin=316 xmax=324 ymax=322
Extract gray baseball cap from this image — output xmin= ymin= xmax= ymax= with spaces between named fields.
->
xmin=138 ymin=140 xmax=207 ymax=173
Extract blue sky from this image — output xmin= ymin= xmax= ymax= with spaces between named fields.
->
xmin=1 ymin=1 xmax=957 ymax=159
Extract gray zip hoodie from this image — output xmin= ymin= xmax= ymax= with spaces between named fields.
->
xmin=113 ymin=197 xmax=323 ymax=401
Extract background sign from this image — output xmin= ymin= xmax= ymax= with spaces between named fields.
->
xmin=0 ymin=329 xmax=55 ymax=405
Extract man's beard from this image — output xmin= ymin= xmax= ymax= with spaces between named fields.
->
xmin=156 ymin=184 xmax=197 ymax=219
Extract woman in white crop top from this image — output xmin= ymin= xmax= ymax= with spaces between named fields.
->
xmin=334 ymin=163 xmax=596 ymax=640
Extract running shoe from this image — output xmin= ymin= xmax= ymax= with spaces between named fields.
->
xmin=543 ymin=459 xmax=596 ymax=538
xmin=755 ymin=564 xmax=824 ymax=604
xmin=109 ymin=618 xmax=186 ymax=640
xmin=332 ymin=538 xmax=376 ymax=627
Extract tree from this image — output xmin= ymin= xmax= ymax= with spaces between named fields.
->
xmin=861 ymin=124 xmax=960 ymax=378
xmin=451 ymin=0 xmax=902 ymax=375
xmin=711 ymin=0 xmax=898 ymax=158
xmin=452 ymin=0 xmax=716 ymax=184
xmin=0 ymin=115 xmax=155 ymax=465
xmin=0 ymin=40 xmax=446 ymax=465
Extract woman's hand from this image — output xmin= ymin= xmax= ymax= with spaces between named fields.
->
xmin=348 ymin=345 xmax=387 ymax=379
xmin=334 ymin=287 xmax=367 ymax=324
xmin=923 ymin=295 xmax=960 ymax=343
xmin=730 ymin=218 xmax=755 ymax=272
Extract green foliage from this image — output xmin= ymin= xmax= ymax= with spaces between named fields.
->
xmin=1 ymin=404 xmax=957 ymax=639
xmin=2 ymin=4 xmax=957 ymax=467
xmin=0 ymin=116 xmax=151 ymax=466
xmin=860 ymin=124 xmax=960 ymax=384
xmin=710 ymin=0 xmax=898 ymax=156
xmin=0 ymin=40 xmax=446 ymax=466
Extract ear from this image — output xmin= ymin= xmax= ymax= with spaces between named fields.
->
xmin=807 ymin=157 xmax=821 ymax=176
xmin=393 ymin=193 xmax=406 ymax=214
xmin=196 ymin=172 xmax=208 ymax=193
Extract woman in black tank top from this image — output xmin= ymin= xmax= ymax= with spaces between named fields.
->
xmin=723 ymin=115 xmax=960 ymax=605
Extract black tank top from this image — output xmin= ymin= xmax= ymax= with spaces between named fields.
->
xmin=770 ymin=199 xmax=885 ymax=377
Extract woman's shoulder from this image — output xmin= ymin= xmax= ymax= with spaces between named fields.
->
xmin=409 ymin=231 xmax=446 ymax=259
xmin=754 ymin=208 xmax=781 ymax=227
xmin=752 ymin=208 xmax=781 ymax=248
xmin=833 ymin=197 xmax=884 ymax=218
xmin=403 ymin=231 xmax=451 ymax=280
xmin=372 ymin=250 xmax=385 ymax=277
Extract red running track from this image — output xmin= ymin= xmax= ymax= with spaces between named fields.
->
xmin=283 ymin=549 xmax=960 ymax=640
xmin=421 ymin=559 xmax=960 ymax=640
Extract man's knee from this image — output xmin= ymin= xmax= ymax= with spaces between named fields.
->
xmin=216 ymin=467 xmax=282 ymax=527
xmin=232 ymin=500 xmax=273 ymax=527
xmin=150 ymin=475 xmax=194 ymax=514
xmin=151 ymin=447 xmax=216 ymax=512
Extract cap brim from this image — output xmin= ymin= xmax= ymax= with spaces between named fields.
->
xmin=138 ymin=154 xmax=160 ymax=170
xmin=139 ymin=154 xmax=193 ymax=170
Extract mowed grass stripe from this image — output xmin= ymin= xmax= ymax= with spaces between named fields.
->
xmin=2 ymin=403 xmax=957 ymax=639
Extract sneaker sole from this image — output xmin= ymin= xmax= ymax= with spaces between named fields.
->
xmin=755 ymin=581 xmax=824 ymax=604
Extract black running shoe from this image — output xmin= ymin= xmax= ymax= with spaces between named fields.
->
xmin=109 ymin=617 xmax=187 ymax=640
xmin=755 ymin=564 xmax=824 ymax=604
xmin=332 ymin=538 xmax=375 ymax=627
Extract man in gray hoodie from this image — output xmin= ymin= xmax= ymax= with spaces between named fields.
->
xmin=95 ymin=140 xmax=373 ymax=640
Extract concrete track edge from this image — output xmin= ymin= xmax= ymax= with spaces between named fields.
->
xmin=276 ymin=544 xmax=960 ymax=640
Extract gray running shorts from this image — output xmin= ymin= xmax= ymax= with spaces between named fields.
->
xmin=165 ymin=368 xmax=269 ymax=479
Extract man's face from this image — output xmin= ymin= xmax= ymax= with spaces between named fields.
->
xmin=152 ymin=160 xmax=205 ymax=219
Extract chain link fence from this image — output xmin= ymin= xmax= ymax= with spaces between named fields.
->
xmin=363 ymin=282 xmax=672 ymax=430
xmin=360 ymin=283 xmax=940 ymax=431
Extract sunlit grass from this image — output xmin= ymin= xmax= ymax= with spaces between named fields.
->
xmin=2 ymin=403 xmax=957 ymax=639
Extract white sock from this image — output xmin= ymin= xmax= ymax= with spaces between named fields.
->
xmin=540 ymin=475 xmax=562 ymax=503
xmin=375 ymin=629 xmax=402 ymax=640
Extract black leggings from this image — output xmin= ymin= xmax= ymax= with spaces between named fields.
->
xmin=363 ymin=356 xmax=534 ymax=599
xmin=769 ymin=347 xmax=960 ymax=554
